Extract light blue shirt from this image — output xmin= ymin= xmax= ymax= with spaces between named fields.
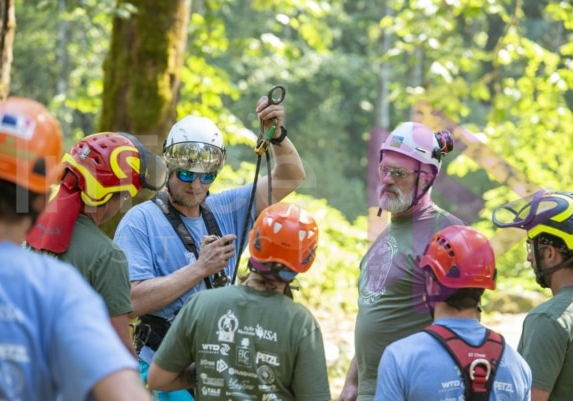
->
xmin=113 ymin=185 xmax=255 ymax=363
xmin=0 ymin=242 xmax=137 ymax=401
xmin=375 ymin=317 xmax=532 ymax=401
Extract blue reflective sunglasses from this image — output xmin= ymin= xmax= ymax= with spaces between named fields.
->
xmin=176 ymin=170 xmax=217 ymax=184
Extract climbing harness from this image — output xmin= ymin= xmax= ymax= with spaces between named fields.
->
xmin=424 ymin=324 xmax=505 ymax=401
xmin=232 ymin=84 xmax=286 ymax=284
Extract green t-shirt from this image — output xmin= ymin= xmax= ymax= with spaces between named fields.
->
xmin=518 ymin=285 xmax=573 ymax=400
xmin=154 ymin=285 xmax=331 ymax=401
xmin=58 ymin=215 xmax=132 ymax=316
xmin=354 ymin=203 xmax=464 ymax=400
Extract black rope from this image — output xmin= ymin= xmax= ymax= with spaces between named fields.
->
xmin=231 ymin=149 xmax=272 ymax=284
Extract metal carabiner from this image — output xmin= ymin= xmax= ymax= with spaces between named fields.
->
xmin=267 ymin=84 xmax=286 ymax=106
xmin=255 ymin=84 xmax=287 ymax=155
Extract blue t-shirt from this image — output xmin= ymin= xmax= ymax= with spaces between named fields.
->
xmin=113 ymin=185 xmax=255 ymax=363
xmin=374 ymin=318 xmax=532 ymax=401
xmin=0 ymin=242 xmax=137 ymax=401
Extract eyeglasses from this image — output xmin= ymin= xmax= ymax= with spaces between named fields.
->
xmin=378 ymin=165 xmax=415 ymax=179
xmin=176 ymin=170 xmax=217 ymax=185
xmin=525 ymin=240 xmax=548 ymax=255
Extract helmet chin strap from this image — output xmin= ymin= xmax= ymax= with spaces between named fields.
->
xmin=410 ymin=162 xmax=436 ymax=209
xmin=534 ymin=253 xmax=573 ymax=288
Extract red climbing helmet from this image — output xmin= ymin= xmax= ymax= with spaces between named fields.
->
xmin=419 ymin=225 xmax=496 ymax=290
xmin=63 ymin=132 xmax=167 ymax=206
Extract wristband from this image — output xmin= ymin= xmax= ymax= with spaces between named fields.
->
xmin=270 ymin=126 xmax=287 ymax=145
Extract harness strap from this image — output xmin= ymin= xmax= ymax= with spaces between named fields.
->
xmin=424 ymin=324 xmax=505 ymax=401
xmin=153 ymin=191 xmax=222 ymax=289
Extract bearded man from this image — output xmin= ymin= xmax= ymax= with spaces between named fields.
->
xmin=338 ymin=122 xmax=465 ymax=401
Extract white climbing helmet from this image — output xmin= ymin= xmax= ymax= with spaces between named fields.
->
xmin=380 ymin=122 xmax=452 ymax=173
xmin=163 ymin=115 xmax=226 ymax=173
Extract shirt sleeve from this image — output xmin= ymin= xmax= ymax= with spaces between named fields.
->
xmin=375 ymin=346 xmax=407 ymax=401
xmin=290 ymin=317 xmax=331 ymax=401
xmin=518 ymin=312 xmax=568 ymax=391
xmin=48 ymin=263 xmax=137 ymax=400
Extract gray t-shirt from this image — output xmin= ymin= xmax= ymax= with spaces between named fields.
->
xmin=153 ymin=284 xmax=331 ymax=401
xmin=355 ymin=203 xmax=464 ymax=400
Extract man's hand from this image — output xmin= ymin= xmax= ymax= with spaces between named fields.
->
xmin=196 ymin=234 xmax=236 ymax=277
xmin=256 ymin=95 xmax=285 ymax=137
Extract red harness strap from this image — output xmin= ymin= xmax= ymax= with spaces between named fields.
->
xmin=424 ymin=324 xmax=505 ymax=401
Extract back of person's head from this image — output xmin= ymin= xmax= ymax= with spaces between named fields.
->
xmin=248 ymin=202 xmax=318 ymax=284
xmin=0 ymin=97 xmax=64 ymax=194
xmin=63 ymin=131 xmax=167 ymax=206
xmin=379 ymin=122 xmax=453 ymax=176
xmin=419 ymin=225 xmax=496 ymax=310
xmin=0 ymin=97 xmax=63 ymax=223
xmin=163 ymin=115 xmax=226 ymax=175
xmin=493 ymin=190 xmax=573 ymax=287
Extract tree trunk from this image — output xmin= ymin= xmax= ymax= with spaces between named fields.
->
xmin=99 ymin=0 xmax=191 ymax=152
xmin=0 ymin=0 xmax=15 ymax=99
xmin=99 ymin=0 xmax=192 ymax=237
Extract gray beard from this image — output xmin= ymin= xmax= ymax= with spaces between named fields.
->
xmin=379 ymin=188 xmax=413 ymax=214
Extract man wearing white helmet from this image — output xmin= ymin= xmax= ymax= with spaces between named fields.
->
xmin=114 ymin=95 xmax=305 ymax=401
xmin=339 ymin=122 xmax=465 ymax=401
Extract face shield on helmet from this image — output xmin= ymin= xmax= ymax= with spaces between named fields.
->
xmin=163 ymin=115 xmax=226 ymax=174
xmin=379 ymin=122 xmax=454 ymax=173
xmin=493 ymin=191 xmax=573 ymax=288
xmin=0 ymin=97 xmax=64 ymax=193
xmin=248 ymin=203 xmax=319 ymax=282
xmin=64 ymin=132 xmax=168 ymax=206
xmin=492 ymin=190 xmax=573 ymax=249
xmin=419 ymin=225 xmax=496 ymax=291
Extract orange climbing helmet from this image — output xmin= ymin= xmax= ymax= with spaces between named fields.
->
xmin=63 ymin=132 xmax=168 ymax=206
xmin=0 ymin=97 xmax=64 ymax=193
xmin=249 ymin=203 xmax=319 ymax=282
xmin=419 ymin=225 xmax=496 ymax=290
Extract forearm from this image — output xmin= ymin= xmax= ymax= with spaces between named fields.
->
xmin=148 ymin=363 xmax=196 ymax=392
xmin=110 ymin=314 xmax=138 ymax=359
xmin=339 ymin=356 xmax=359 ymax=401
xmin=256 ymin=138 xmax=305 ymax=214
xmin=130 ymin=263 xmax=205 ymax=317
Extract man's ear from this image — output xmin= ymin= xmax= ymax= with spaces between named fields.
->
xmin=420 ymin=171 xmax=436 ymax=187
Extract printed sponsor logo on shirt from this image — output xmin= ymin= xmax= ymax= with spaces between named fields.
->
xmin=225 ymin=390 xmax=256 ymax=399
xmin=237 ymin=349 xmax=251 ymax=367
xmin=440 ymin=380 xmax=462 ymax=389
xmin=217 ymin=310 xmax=239 ymax=343
xmin=494 ymin=381 xmax=514 ymax=392
xmin=200 ymin=343 xmax=231 ymax=356
xmin=239 ymin=325 xmax=277 ymax=342
xmin=0 ymin=344 xmax=29 ymax=363
xmin=262 ymin=393 xmax=281 ymax=401
xmin=201 ymin=386 xmax=221 ymax=397
xmin=259 ymin=384 xmax=278 ymax=392
xmin=228 ymin=367 xmax=258 ymax=379
xmin=228 ymin=378 xmax=256 ymax=391
xmin=256 ymin=351 xmax=280 ymax=366
xmin=216 ymin=359 xmax=228 ymax=373
xmin=0 ymin=305 xmax=25 ymax=323
xmin=200 ymin=359 xmax=216 ymax=369
xmin=257 ymin=365 xmax=275 ymax=385
xmin=199 ymin=373 xmax=224 ymax=387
